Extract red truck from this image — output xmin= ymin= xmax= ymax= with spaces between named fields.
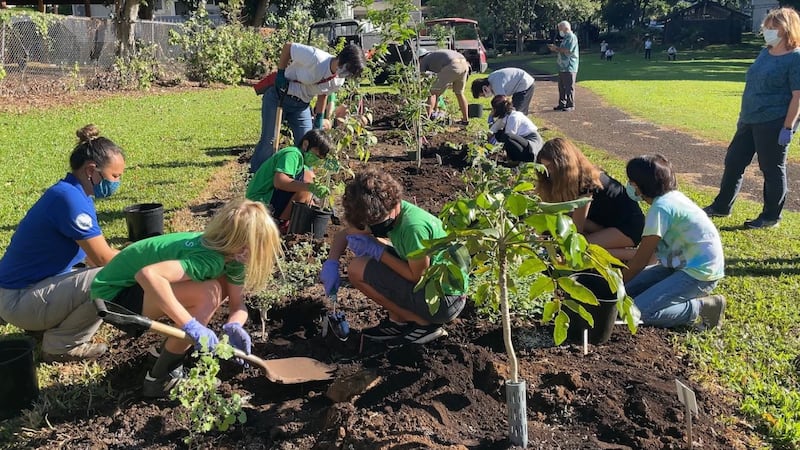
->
xmin=424 ymin=18 xmax=488 ymax=73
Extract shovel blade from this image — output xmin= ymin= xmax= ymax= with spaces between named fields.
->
xmin=260 ymin=357 xmax=335 ymax=384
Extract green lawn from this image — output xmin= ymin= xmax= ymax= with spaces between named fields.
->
xmin=505 ymin=37 xmax=800 ymax=161
xmin=0 ymin=87 xmax=261 ymax=249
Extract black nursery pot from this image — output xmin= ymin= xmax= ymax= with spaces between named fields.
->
xmin=564 ymin=273 xmax=619 ymax=345
xmin=0 ymin=337 xmax=39 ymax=419
xmin=123 ymin=203 xmax=164 ymax=242
xmin=467 ymin=103 xmax=483 ymax=118
xmin=288 ymin=201 xmax=331 ymax=239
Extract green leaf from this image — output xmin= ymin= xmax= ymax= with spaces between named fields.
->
xmin=553 ymin=311 xmax=569 ymax=345
xmin=563 ymin=299 xmax=595 ymax=327
xmin=529 ymin=276 xmax=555 ymax=299
xmin=556 ymin=214 xmax=574 ymax=238
xmin=538 ymin=197 xmax=592 ymax=214
xmin=558 ymin=276 xmax=600 ymax=306
xmin=542 ymin=299 xmax=558 ymax=323
xmin=505 ymin=192 xmax=529 ymax=216
xmin=518 ymin=257 xmax=547 ymax=276
xmin=513 ymin=181 xmax=535 ymax=192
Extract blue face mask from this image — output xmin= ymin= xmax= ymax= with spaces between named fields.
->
xmin=625 ymin=182 xmax=642 ymax=202
xmin=93 ymin=171 xmax=121 ymax=199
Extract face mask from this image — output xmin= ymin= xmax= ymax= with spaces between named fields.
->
xmin=625 ymin=182 xmax=642 ymax=202
xmin=370 ymin=216 xmax=396 ymax=238
xmin=91 ymin=170 xmax=120 ymax=198
xmin=336 ymin=65 xmax=351 ymax=78
xmin=763 ymin=28 xmax=781 ymax=47
xmin=559 ymin=30 xmax=566 ymax=37
xmin=304 ymin=151 xmax=321 ymax=168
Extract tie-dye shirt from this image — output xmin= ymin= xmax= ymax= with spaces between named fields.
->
xmin=643 ymin=191 xmax=725 ymax=281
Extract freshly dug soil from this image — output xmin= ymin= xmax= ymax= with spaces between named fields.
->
xmin=3 ymin=92 xmax=757 ymax=450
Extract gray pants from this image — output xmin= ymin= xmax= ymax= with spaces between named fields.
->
xmin=512 ymin=82 xmax=535 ymax=115
xmin=557 ymin=71 xmax=577 ymax=108
xmin=709 ymin=118 xmax=787 ymax=220
xmin=0 ymin=267 xmax=102 ymax=354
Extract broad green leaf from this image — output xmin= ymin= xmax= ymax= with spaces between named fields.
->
xmin=558 ymin=276 xmax=600 ymax=306
xmin=538 ymin=197 xmax=592 ymax=214
xmin=553 ymin=311 xmax=569 ymax=345
xmin=563 ymin=299 xmax=595 ymax=327
xmin=425 ymin=281 xmax=441 ymax=314
xmin=528 ymin=275 xmax=555 ymax=299
xmin=513 ymin=181 xmax=535 ymax=192
xmin=542 ymin=299 xmax=558 ymax=322
xmin=506 ymin=192 xmax=529 ymax=216
xmin=518 ymin=257 xmax=547 ymax=276
xmin=556 ymin=214 xmax=573 ymax=238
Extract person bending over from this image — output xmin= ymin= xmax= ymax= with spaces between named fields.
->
xmin=91 ymin=198 xmax=281 ymax=397
xmin=319 ymin=169 xmax=468 ymax=347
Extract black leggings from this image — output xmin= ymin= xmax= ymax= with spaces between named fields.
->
xmin=496 ymin=131 xmax=544 ymax=162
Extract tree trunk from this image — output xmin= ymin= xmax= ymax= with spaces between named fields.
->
xmin=252 ymin=0 xmax=269 ymax=27
xmin=499 ymin=240 xmax=519 ymax=383
xmin=114 ymin=0 xmax=140 ymax=59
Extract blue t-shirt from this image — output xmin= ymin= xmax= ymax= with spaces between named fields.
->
xmin=557 ymin=32 xmax=580 ymax=73
xmin=0 ymin=174 xmax=102 ymax=289
xmin=739 ymin=48 xmax=800 ymax=124
xmin=643 ymin=191 xmax=725 ymax=282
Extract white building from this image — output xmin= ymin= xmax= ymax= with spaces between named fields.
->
xmin=750 ymin=0 xmax=779 ymax=31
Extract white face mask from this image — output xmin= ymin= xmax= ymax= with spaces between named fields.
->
xmin=559 ymin=30 xmax=566 ymax=37
xmin=336 ymin=65 xmax=351 ymax=78
xmin=763 ymin=28 xmax=781 ymax=47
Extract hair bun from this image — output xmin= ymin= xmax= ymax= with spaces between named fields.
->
xmin=76 ymin=124 xmax=100 ymax=143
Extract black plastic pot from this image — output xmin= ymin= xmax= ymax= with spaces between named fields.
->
xmin=0 ymin=338 xmax=39 ymax=419
xmin=124 ymin=203 xmax=164 ymax=242
xmin=564 ymin=273 xmax=619 ymax=345
xmin=288 ymin=202 xmax=331 ymax=239
xmin=467 ymin=103 xmax=483 ymax=118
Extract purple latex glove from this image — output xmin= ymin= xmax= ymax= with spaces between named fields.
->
xmin=346 ymin=234 xmax=385 ymax=261
xmin=182 ymin=318 xmax=219 ymax=352
xmin=320 ymin=260 xmax=341 ymax=295
xmin=779 ymin=128 xmax=794 ymax=146
xmin=222 ymin=322 xmax=252 ymax=355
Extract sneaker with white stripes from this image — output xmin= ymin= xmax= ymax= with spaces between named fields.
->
xmin=362 ymin=318 xmax=408 ymax=341
xmin=385 ymin=324 xmax=447 ymax=348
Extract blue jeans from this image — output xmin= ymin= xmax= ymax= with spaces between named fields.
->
xmin=709 ymin=117 xmax=788 ymax=221
xmin=625 ymin=265 xmax=717 ymax=328
xmin=250 ymin=87 xmax=313 ymax=173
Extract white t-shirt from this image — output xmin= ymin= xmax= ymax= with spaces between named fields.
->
xmin=490 ymin=111 xmax=538 ymax=136
xmin=600 ymin=42 xmax=608 ymax=52
xmin=487 ymin=68 xmax=534 ymax=96
xmin=605 ymin=49 xmax=615 ymax=57
xmin=286 ymin=43 xmax=346 ymax=103
xmin=644 ymin=39 xmax=652 ymax=49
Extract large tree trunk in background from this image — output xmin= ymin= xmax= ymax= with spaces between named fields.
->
xmin=115 ymin=0 xmax=140 ymax=58
xmin=252 ymin=0 xmax=269 ymax=27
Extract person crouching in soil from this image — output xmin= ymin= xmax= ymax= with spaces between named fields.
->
xmin=622 ymin=155 xmax=727 ymax=330
xmin=319 ymin=169 xmax=469 ymax=347
xmin=535 ymin=137 xmax=644 ymax=261
xmin=91 ymin=198 xmax=281 ymax=398
xmin=246 ymin=129 xmax=333 ymax=234
xmin=488 ymin=95 xmax=544 ymax=162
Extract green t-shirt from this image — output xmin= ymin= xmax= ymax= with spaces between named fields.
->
xmin=387 ymin=201 xmax=469 ymax=295
xmin=245 ymin=147 xmax=305 ymax=205
xmin=91 ymin=232 xmax=245 ymax=301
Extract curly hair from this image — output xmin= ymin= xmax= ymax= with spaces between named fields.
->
xmin=535 ymin=138 xmax=602 ymax=202
xmin=342 ymin=168 xmax=403 ymax=230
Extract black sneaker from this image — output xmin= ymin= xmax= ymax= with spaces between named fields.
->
xmin=142 ymin=366 xmax=185 ymax=398
xmin=702 ymin=206 xmax=730 ymax=218
xmin=744 ymin=216 xmax=780 ymax=229
xmin=385 ymin=324 xmax=447 ymax=348
xmin=362 ymin=319 xmax=409 ymax=341
xmin=553 ymin=105 xmax=565 ymax=111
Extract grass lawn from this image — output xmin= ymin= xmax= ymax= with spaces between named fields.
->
xmin=502 ymin=36 xmax=800 ymax=162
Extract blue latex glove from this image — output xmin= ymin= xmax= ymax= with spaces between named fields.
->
xmin=346 ymin=234 xmax=385 ymax=261
xmin=779 ymin=128 xmax=794 ymax=146
xmin=275 ymin=69 xmax=288 ymax=91
xmin=314 ymin=113 xmax=325 ymax=129
xmin=222 ymin=322 xmax=252 ymax=355
xmin=320 ymin=260 xmax=340 ymax=295
xmin=182 ymin=318 xmax=219 ymax=352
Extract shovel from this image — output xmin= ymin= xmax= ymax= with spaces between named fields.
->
xmin=94 ymin=299 xmax=335 ymax=384
xmin=273 ymin=87 xmax=286 ymax=153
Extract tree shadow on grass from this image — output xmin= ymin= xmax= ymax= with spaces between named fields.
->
xmin=203 ymin=145 xmax=250 ymax=158
xmin=725 ymin=257 xmax=800 ymax=277
xmin=139 ymin=160 xmax=226 ymax=170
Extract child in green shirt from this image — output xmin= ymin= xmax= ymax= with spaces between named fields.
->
xmin=91 ymin=198 xmax=282 ymax=397
xmin=320 ymin=169 xmax=469 ymax=347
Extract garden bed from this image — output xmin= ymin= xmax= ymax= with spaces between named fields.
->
xmin=7 ymin=94 xmax=755 ymax=449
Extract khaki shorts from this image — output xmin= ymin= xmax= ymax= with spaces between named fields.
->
xmin=431 ymin=59 xmax=470 ymax=95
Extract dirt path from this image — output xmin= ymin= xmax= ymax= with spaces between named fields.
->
xmin=517 ymin=72 xmax=800 ymax=212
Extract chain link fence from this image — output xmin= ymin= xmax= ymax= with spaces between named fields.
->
xmin=0 ymin=15 xmax=184 ymax=89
